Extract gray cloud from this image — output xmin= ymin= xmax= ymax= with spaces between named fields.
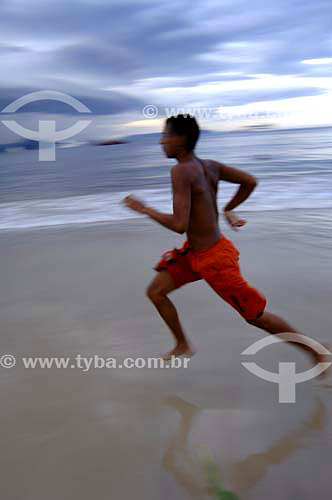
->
xmin=0 ymin=43 xmax=29 ymax=54
xmin=0 ymin=0 xmax=331 ymax=121
xmin=193 ymin=87 xmax=326 ymax=109
xmin=0 ymin=86 xmax=146 ymax=115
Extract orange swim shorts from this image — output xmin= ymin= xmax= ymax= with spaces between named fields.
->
xmin=154 ymin=235 xmax=267 ymax=321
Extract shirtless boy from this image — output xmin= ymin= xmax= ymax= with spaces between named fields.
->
xmin=123 ymin=115 xmax=329 ymax=374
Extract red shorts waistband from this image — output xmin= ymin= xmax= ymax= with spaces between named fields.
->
xmin=189 ymin=235 xmax=225 ymax=256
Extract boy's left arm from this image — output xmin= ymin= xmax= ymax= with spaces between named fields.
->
xmin=123 ymin=166 xmax=191 ymax=234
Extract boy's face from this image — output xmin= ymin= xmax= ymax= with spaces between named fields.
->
xmin=160 ymin=124 xmax=185 ymax=158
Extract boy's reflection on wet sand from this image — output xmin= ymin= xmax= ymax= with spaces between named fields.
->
xmin=162 ymin=396 xmax=326 ymax=498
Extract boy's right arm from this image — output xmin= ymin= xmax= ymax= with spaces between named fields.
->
xmin=213 ymin=161 xmax=258 ymax=186
xmin=211 ymin=160 xmax=258 ymax=229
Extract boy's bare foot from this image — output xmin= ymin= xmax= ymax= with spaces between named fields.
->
xmin=161 ymin=343 xmax=196 ymax=361
xmin=311 ymin=343 xmax=331 ymax=380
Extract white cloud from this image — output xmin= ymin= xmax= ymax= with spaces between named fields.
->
xmin=301 ymin=58 xmax=332 ymax=65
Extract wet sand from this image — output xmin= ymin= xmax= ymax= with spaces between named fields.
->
xmin=1 ymin=209 xmax=332 ymax=500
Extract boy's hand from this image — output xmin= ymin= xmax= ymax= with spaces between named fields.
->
xmin=223 ymin=210 xmax=247 ymax=231
xmin=122 ymin=195 xmax=147 ymax=214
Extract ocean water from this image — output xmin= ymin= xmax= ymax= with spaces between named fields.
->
xmin=0 ymin=126 xmax=331 ymax=230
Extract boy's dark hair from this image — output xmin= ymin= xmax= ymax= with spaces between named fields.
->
xmin=166 ymin=114 xmax=200 ymax=151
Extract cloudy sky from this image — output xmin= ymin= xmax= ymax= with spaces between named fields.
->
xmin=1 ymin=0 xmax=332 ymax=139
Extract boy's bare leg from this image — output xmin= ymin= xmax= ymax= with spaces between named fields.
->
xmin=247 ymin=311 xmax=331 ymax=378
xmin=146 ymin=271 xmax=195 ymax=360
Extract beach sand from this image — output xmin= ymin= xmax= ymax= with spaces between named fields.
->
xmin=1 ymin=208 xmax=332 ymax=500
